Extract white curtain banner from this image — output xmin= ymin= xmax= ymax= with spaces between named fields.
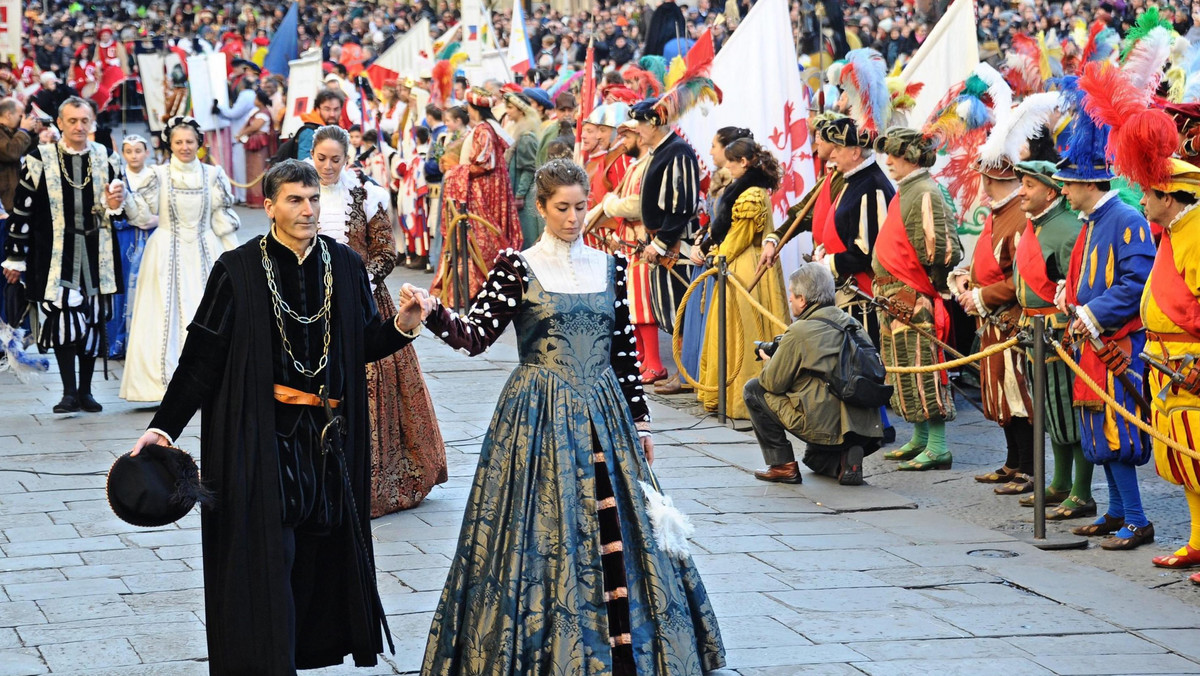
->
xmin=675 ymin=0 xmax=817 ymax=270
xmin=0 ymin=0 xmax=20 ymax=63
xmin=900 ymin=0 xmax=979 ymax=131
xmin=281 ymin=53 xmax=322 ymax=138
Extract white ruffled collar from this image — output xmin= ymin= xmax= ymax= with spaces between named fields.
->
xmin=521 ymin=231 xmax=609 ymax=294
xmin=169 ymin=156 xmax=201 ymax=173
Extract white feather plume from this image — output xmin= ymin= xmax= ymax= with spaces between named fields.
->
xmin=972 ymin=63 xmax=1013 ymax=126
xmin=1122 ymin=26 xmax=1174 ymax=95
xmin=639 ymin=480 xmax=694 ymax=559
xmin=976 ymin=92 xmax=1065 ymax=169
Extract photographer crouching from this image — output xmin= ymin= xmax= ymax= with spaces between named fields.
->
xmin=744 ymin=263 xmax=886 ymax=486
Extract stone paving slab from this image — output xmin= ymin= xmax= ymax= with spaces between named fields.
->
xmin=2 ymin=208 xmax=1200 ymax=673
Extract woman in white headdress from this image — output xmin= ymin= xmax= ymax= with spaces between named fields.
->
xmin=120 ymin=116 xmax=240 ymax=402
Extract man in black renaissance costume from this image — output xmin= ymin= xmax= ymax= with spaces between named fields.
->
xmin=2 ymin=96 xmax=134 ymax=413
xmin=127 ymin=160 xmax=427 ymax=675
xmin=629 ymin=96 xmax=702 ymax=393
xmin=815 ymin=116 xmax=894 ymax=343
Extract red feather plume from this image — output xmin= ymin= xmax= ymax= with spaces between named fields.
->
xmin=620 ymin=67 xmax=662 ymax=100
xmin=1079 ymin=61 xmax=1175 ymax=188
xmin=1079 ymin=21 xmax=1106 ymax=70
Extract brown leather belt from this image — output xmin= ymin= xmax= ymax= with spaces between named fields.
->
xmin=1022 ymin=307 xmax=1059 ymax=317
xmin=273 ymin=384 xmax=340 ymax=408
xmin=1147 ymin=331 xmax=1200 ymax=344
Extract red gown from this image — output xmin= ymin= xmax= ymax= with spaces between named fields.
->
xmin=431 ymin=120 xmax=523 ymax=301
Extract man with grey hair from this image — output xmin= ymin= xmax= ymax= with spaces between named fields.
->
xmin=744 ymin=262 xmax=884 ymax=486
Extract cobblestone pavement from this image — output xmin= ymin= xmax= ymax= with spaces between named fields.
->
xmin=3 ymin=208 xmax=1200 ymax=675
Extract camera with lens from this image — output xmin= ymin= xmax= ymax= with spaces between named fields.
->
xmin=754 ymin=335 xmax=784 ymax=360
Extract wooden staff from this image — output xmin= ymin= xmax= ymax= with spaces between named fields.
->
xmin=745 ymin=181 xmax=820 ymax=292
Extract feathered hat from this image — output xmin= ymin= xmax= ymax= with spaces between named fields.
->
xmin=974 ymin=92 xmax=1065 ymax=180
xmin=1078 ymin=61 xmax=1175 ymax=189
xmin=1014 ymin=159 xmax=1063 ymax=191
xmin=1076 ymin=20 xmax=1120 ymax=74
xmin=1052 ymin=75 xmax=1113 ymax=182
xmin=628 ymin=62 xmax=722 ymax=127
xmin=917 ymin=63 xmax=1011 ymax=217
xmin=619 ymin=67 xmax=663 ymax=100
xmin=1118 ymin=6 xmax=1173 ymax=63
xmin=837 ymin=49 xmax=890 ymax=140
xmin=886 ymin=77 xmax=924 ymax=128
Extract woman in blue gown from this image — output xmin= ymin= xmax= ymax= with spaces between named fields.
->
xmin=406 ymin=160 xmax=725 ymax=675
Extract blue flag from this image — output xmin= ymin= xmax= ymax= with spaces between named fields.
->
xmin=263 ymin=3 xmax=299 ymax=77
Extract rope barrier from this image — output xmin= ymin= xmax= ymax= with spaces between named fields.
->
xmin=885 ymin=337 xmax=1020 ymax=374
xmin=227 ymin=172 xmax=265 ymax=189
xmin=670 ymin=267 xmax=746 ymax=393
xmin=1052 ymin=341 xmax=1200 ymax=463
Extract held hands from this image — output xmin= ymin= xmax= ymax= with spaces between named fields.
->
xmin=130 ymin=430 xmax=168 ymax=457
xmin=396 ymin=283 xmax=435 ymax=331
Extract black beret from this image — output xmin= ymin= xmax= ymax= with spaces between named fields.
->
xmin=107 ymin=444 xmax=213 ymax=528
xmin=629 ymin=98 xmax=664 ymax=126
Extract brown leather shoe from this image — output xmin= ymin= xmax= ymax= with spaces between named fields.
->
xmin=754 ymin=462 xmax=803 ymax=484
xmin=654 ymin=373 xmax=692 ymax=394
xmin=1099 ymin=522 xmax=1155 ymax=550
xmin=1071 ymin=513 xmax=1125 ymax=537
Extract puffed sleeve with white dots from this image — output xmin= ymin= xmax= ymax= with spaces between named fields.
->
xmin=610 ymin=253 xmax=650 ymax=425
xmin=424 ymin=250 xmax=527 ymax=356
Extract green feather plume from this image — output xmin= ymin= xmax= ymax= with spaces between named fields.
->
xmin=1120 ymin=7 xmax=1171 ymax=61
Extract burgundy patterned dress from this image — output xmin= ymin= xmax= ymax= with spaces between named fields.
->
xmin=325 ymin=171 xmax=448 ymax=515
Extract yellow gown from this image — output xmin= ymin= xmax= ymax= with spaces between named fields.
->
xmin=698 ymin=187 xmax=790 ymax=419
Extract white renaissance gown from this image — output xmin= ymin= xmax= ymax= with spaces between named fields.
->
xmin=119 ymin=156 xmax=240 ymax=402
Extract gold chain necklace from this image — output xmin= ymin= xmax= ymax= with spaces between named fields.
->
xmin=261 ymin=235 xmax=333 ymax=378
xmin=58 ymin=146 xmax=92 ymax=191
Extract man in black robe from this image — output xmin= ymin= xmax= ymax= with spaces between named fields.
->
xmin=2 ymin=96 xmax=132 ymax=413
xmin=630 ymin=97 xmax=702 ymax=394
xmin=128 ymin=160 xmax=427 ymax=674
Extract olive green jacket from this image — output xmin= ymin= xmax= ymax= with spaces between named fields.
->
xmin=758 ymin=304 xmax=884 ymax=445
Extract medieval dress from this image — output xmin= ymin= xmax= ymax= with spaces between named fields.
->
xmin=1067 ymin=192 xmax=1155 ymax=523
xmin=314 ymin=166 xmax=448 ymax=515
xmin=873 ymin=168 xmax=962 ymax=423
xmin=421 ymin=236 xmax=725 ymax=675
xmin=3 ymin=142 xmax=130 ymax=359
xmin=120 ymin=156 xmax=240 ymax=402
xmin=146 ymin=232 xmax=415 ymax=674
xmin=105 ymin=163 xmax=158 ymax=357
xmin=432 ymin=118 xmax=524 ymax=303
xmin=698 ymin=176 xmax=789 ymax=419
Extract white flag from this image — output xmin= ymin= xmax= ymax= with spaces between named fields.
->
xmin=0 ymin=0 xmax=20 ymax=63
xmin=675 ymin=0 xmax=817 ymax=274
xmin=900 ymin=0 xmax=979 ymax=131
xmin=281 ymin=53 xmax=322 ymax=138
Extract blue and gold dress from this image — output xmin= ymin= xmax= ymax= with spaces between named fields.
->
xmin=421 ymin=234 xmax=725 ymax=676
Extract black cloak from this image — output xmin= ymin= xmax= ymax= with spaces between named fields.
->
xmin=150 ymin=236 xmax=409 ymax=674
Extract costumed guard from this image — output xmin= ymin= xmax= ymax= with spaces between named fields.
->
xmin=813 ymin=50 xmax=896 ymax=343
xmin=1054 ymin=71 xmax=1157 ymax=550
xmin=1139 ymin=158 xmax=1200 ymax=574
xmin=813 ymin=116 xmax=893 ymax=340
xmin=948 ymin=88 xmax=1036 ymax=489
xmin=127 ymin=160 xmax=426 ymax=673
xmin=1 ymin=97 xmax=134 ymax=413
xmin=1011 ymin=159 xmax=1096 ymax=519
xmin=1103 ymin=83 xmax=1200 ymax=567
xmin=581 ymin=103 xmax=632 ymax=248
xmin=871 ymin=128 xmax=962 ymax=471
xmin=627 ymin=72 xmax=719 ymax=388
xmin=590 ymin=120 xmax=663 ymax=384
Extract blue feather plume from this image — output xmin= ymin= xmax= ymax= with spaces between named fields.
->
xmin=840 ymin=48 xmax=890 ymax=134
xmin=1054 ymin=75 xmax=1111 ymax=180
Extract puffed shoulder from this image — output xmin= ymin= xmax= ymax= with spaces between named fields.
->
xmin=733 ymin=186 xmax=770 ymax=220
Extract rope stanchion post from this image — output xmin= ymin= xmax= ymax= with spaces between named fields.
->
xmin=1020 ymin=318 xmax=1087 ymax=550
xmin=717 ymin=255 xmax=728 ymax=424
xmin=1032 ymin=316 xmax=1048 ymax=540
xmin=455 ymin=214 xmax=469 ymax=313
